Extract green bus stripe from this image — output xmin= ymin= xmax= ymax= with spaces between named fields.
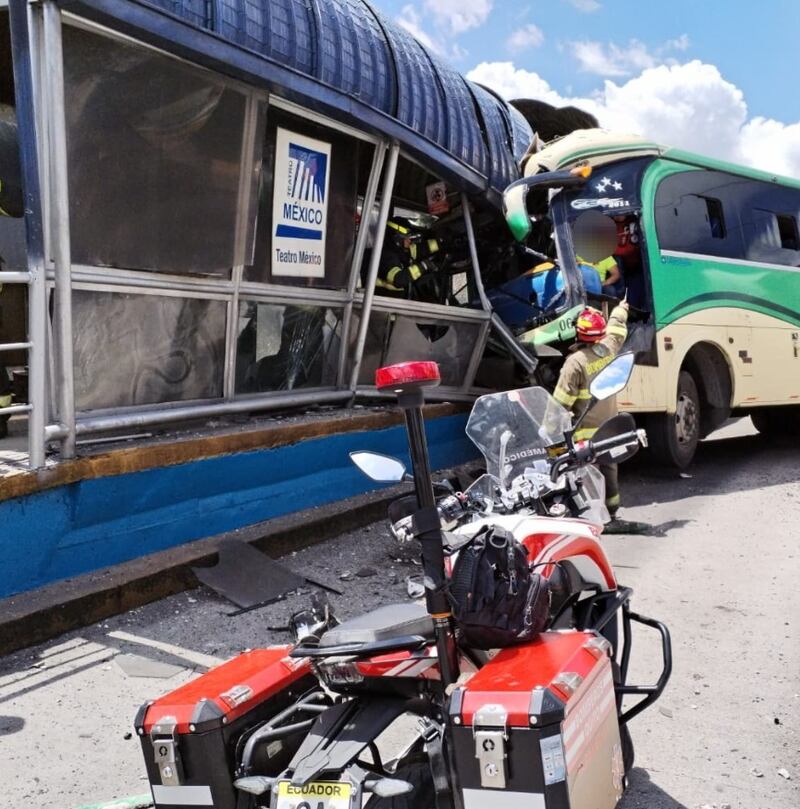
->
xmin=663 ymin=291 xmax=800 ymax=326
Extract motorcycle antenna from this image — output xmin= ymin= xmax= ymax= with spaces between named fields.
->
xmin=375 ymin=361 xmax=460 ymax=688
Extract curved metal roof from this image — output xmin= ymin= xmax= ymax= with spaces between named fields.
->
xmin=124 ymin=0 xmax=534 ymax=198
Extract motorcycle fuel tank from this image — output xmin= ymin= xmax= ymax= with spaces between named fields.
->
xmin=449 ymin=630 xmax=624 ymax=809
xmin=135 ymin=647 xmax=315 ymax=809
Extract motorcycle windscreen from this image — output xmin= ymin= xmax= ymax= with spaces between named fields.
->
xmin=574 ymin=465 xmax=610 ymax=525
xmin=466 ymin=386 xmax=571 ymax=486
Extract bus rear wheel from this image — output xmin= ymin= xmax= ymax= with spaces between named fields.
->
xmin=751 ymin=406 xmax=800 ymax=437
xmin=648 ymin=371 xmax=701 ymax=468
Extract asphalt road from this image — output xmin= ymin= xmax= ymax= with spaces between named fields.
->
xmin=1 ymin=418 xmax=798 ymax=809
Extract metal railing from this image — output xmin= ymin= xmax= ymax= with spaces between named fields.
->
xmin=4 ymin=2 xmax=514 ymax=472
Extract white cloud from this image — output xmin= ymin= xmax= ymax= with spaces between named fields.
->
xmin=397 ymin=0 xmax=491 ymax=59
xmin=397 ymin=4 xmax=439 ymax=53
xmin=507 ymin=23 xmax=545 ymax=52
xmin=467 ymin=59 xmax=800 ymax=178
xmin=665 ymin=33 xmax=690 ymax=51
xmin=466 ymin=61 xmax=570 ymax=106
xmin=564 ymin=0 xmax=602 ymax=11
xmin=422 ymin=0 xmax=493 ymax=35
xmin=738 ymin=117 xmax=800 ymax=178
xmin=569 ymin=34 xmax=691 ymax=77
xmin=571 ymin=39 xmax=654 ymax=76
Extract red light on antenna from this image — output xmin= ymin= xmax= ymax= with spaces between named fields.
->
xmin=375 ymin=361 xmax=441 ymax=391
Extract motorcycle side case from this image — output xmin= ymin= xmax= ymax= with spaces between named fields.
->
xmin=135 ymin=647 xmax=315 ymax=809
xmin=450 ymin=630 xmax=624 ymax=809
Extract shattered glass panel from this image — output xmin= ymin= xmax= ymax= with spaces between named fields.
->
xmin=62 ymin=25 xmax=248 ymax=277
xmin=352 ymin=310 xmax=481 ymax=387
xmin=73 ymin=291 xmax=226 ymax=410
xmin=235 ymin=301 xmax=342 ymax=392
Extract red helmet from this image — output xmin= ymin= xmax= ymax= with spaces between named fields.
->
xmin=575 ymin=307 xmax=606 ymax=342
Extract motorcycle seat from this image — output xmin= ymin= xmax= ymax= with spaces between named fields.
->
xmin=319 ymin=603 xmax=434 ymax=648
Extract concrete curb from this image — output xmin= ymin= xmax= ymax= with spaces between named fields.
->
xmin=0 ymin=463 xmax=479 ymax=657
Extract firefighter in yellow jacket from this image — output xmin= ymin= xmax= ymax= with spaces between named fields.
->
xmin=374 ymin=218 xmax=442 ymax=299
xmin=552 ymin=301 xmax=629 ymax=519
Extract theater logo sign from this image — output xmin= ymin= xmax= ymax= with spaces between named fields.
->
xmin=272 ymin=128 xmax=331 ymax=278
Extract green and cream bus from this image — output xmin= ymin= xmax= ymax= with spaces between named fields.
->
xmin=503 ymin=130 xmax=800 ymax=467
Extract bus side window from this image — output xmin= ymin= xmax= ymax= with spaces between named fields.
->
xmin=744 ymin=208 xmax=800 ymax=265
xmin=654 ymin=170 xmax=745 ymax=259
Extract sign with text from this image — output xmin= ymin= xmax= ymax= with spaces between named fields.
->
xmin=272 ymin=128 xmax=331 ymax=277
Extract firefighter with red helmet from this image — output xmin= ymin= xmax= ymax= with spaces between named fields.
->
xmin=552 ymin=301 xmax=630 ymax=520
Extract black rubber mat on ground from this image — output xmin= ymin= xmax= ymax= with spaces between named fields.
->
xmin=192 ymin=542 xmax=307 ymax=610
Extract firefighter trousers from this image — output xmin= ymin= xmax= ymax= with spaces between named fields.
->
xmin=599 ymin=462 xmax=620 ymax=517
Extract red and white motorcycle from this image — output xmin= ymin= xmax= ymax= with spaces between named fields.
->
xmin=135 ymin=356 xmax=671 ymax=809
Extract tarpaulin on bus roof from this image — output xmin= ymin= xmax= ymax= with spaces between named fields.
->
xmin=119 ymin=0 xmax=531 ymax=196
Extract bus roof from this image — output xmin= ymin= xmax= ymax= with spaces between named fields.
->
xmin=662 ymin=148 xmax=800 ymax=190
xmin=66 ymin=0 xmax=532 ymax=203
xmin=521 ymin=129 xmax=800 ymax=190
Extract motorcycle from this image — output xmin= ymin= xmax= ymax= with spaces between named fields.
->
xmin=135 ymin=355 xmax=671 ymax=809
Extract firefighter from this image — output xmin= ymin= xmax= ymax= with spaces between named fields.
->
xmin=374 ymin=218 xmax=442 ymax=299
xmin=551 ymin=302 xmax=629 ymax=522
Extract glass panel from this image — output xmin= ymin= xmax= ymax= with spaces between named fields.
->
xmin=0 ymin=216 xmax=26 ymax=270
xmin=62 ymin=25 xmax=249 ymax=277
xmin=235 ymin=301 xmax=342 ymax=393
xmin=353 ymin=310 xmax=481 ymax=387
xmin=72 ymin=291 xmax=226 ymax=410
xmin=246 ymin=108 xmax=369 ymax=288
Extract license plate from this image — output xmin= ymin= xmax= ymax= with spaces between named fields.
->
xmin=275 ymin=780 xmax=353 ymax=809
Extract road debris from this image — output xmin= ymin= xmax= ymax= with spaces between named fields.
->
xmin=406 ymin=576 xmax=425 ymax=599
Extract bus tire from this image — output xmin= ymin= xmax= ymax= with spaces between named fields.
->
xmin=647 ymin=371 xmax=701 ymax=468
xmin=751 ymin=406 xmax=800 ymax=437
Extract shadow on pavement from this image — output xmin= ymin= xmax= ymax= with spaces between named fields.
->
xmin=621 ymin=767 xmax=689 ymax=808
xmin=0 ymin=714 xmax=25 ymax=735
xmin=621 ymin=433 xmax=799 ymax=507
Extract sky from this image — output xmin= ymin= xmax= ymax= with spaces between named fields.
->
xmin=368 ymin=0 xmax=800 ymax=177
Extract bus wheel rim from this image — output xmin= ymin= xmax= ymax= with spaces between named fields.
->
xmin=675 ymin=393 xmax=698 ymax=444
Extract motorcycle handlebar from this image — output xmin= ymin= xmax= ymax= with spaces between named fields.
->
xmin=550 ymin=430 xmax=640 ymax=481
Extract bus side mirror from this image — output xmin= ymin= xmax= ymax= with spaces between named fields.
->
xmin=502 ymin=167 xmax=593 ymax=242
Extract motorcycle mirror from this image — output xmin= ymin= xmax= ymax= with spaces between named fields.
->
xmin=349 ymin=451 xmax=409 ymax=483
xmin=589 ymin=352 xmax=636 ymax=401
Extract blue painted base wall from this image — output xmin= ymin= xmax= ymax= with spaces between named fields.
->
xmin=0 ymin=414 xmax=477 ymax=598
